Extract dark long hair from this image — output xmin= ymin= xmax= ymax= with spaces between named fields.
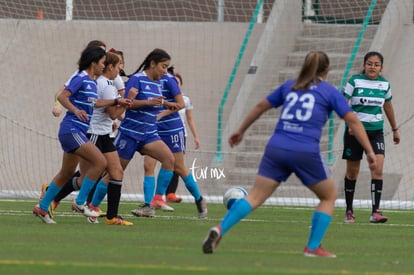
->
xmin=128 ymin=48 xmax=171 ymax=77
xmin=361 ymin=51 xmax=384 ymax=74
xmin=78 ymin=46 xmax=106 ymax=72
xmin=168 ymin=66 xmax=183 ymax=85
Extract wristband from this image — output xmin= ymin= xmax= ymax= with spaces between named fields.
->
xmin=113 ymin=98 xmax=119 ymax=106
xmin=54 ymin=100 xmax=61 ymax=106
xmin=392 ymin=128 xmax=399 ymax=132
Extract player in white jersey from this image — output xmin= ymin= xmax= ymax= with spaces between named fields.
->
xmin=108 ymin=48 xmax=127 ymax=139
xmin=86 ymin=52 xmax=132 ymax=225
xmin=342 ymin=51 xmax=400 ymax=224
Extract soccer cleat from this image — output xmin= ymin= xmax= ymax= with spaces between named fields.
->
xmin=150 ymin=198 xmax=174 ymax=212
xmin=48 ymin=201 xmax=59 ymax=218
xmin=33 ymin=204 xmax=56 ymax=224
xmin=88 ymin=203 xmax=106 ymax=217
xmin=39 ymin=183 xmax=49 ymax=202
xmin=344 ymin=210 xmax=355 ymax=223
xmin=166 ymin=193 xmax=182 ymax=203
xmin=196 ymin=196 xmax=208 ymax=219
xmin=304 ymin=246 xmax=336 ymax=258
xmin=369 ymin=210 xmax=388 ymax=223
xmin=131 ymin=204 xmax=155 ymax=218
xmin=72 ymin=200 xmax=99 ymax=217
xmin=87 ymin=216 xmax=99 ymax=224
xmin=202 ymin=226 xmax=222 ymax=254
xmin=105 ymin=216 xmax=133 ymax=226
xmin=97 ymin=208 xmax=107 ymax=217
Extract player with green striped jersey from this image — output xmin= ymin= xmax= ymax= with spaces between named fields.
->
xmin=343 ymin=73 xmax=391 ymax=131
xmin=342 ymin=51 xmax=400 ymax=224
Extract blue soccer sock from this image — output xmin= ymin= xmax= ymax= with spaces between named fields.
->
xmin=75 ymin=177 xmax=96 ymax=205
xmin=307 ymin=211 xmax=332 ymax=250
xmin=39 ymin=182 xmax=61 ymax=211
xmin=220 ymin=198 xmax=253 ymax=236
xmin=183 ymin=173 xmax=201 ymax=201
xmin=143 ymin=176 xmax=155 ymax=205
xmin=90 ymin=179 xmax=108 ymax=207
xmin=154 ymin=168 xmax=173 ymax=196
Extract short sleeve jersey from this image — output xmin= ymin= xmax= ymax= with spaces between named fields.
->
xmin=59 ymin=70 xmax=98 ymax=135
xmin=113 ymin=74 xmax=125 ymax=92
xmin=267 ymin=79 xmax=352 ymax=153
xmin=156 ymin=73 xmax=184 ymax=135
xmin=343 ymin=74 xmax=391 ymax=131
xmin=178 ymin=94 xmax=193 ymax=137
xmin=119 ymin=71 xmax=163 ymax=140
xmin=88 ymin=75 xmax=119 ymax=135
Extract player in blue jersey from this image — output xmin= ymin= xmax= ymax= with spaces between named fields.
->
xmin=33 ymin=46 xmax=124 ymax=223
xmin=114 ymin=48 xmax=178 ymax=212
xmin=40 ymin=40 xmax=108 ymax=218
xmin=202 ymin=51 xmax=377 ymax=257
xmin=165 ymin=69 xmax=201 ymax=203
xmin=130 ymin=69 xmax=207 ymax=219
xmin=342 ymin=51 xmax=400 ymax=224
xmin=51 ymin=40 xmax=107 ymax=117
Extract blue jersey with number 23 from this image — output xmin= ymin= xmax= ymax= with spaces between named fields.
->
xmin=266 ymin=79 xmax=351 ymax=153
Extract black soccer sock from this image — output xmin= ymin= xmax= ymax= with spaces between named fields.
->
xmin=166 ymin=172 xmax=179 ymax=194
xmin=371 ymin=179 xmax=383 ymax=213
xmin=344 ymin=177 xmax=356 ymax=212
xmin=87 ymin=178 xmax=101 ymax=204
xmin=54 ymin=176 xmax=80 ymax=202
xmin=106 ymin=179 xmax=122 ymax=219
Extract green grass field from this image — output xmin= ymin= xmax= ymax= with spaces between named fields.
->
xmin=0 ymin=199 xmax=413 ymax=274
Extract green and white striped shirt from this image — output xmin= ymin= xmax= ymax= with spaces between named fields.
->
xmin=343 ymin=74 xmax=392 ymax=131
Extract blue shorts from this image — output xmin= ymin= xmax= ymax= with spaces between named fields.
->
xmin=160 ymin=129 xmax=186 ymax=153
xmin=258 ymin=145 xmax=331 ymax=186
xmin=114 ymin=131 xmax=161 ymax=160
xmin=58 ymin=132 xmax=89 ymax=153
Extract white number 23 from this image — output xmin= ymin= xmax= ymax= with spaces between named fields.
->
xmin=280 ymin=93 xmax=315 ymax=121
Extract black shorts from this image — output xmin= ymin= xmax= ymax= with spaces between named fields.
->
xmin=87 ymin=133 xmax=117 ymax=154
xmin=342 ymin=128 xmax=384 ymax=160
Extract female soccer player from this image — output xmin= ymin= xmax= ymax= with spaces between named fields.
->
xmin=130 ymin=69 xmax=207 ymax=219
xmin=114 ymin=48 xmax=178 ymax=212
xmin=342 ymin=51 xmax=400 ymax=224
xmin=33 ymin=46 xmax=123 ymax=223
xmin=164 ymin=68 xmax=201 ymax=203
xmin=84 ymin=52 xmax=132 ymax=225
xmin=202 ymin=51 xmax=377 ymax=257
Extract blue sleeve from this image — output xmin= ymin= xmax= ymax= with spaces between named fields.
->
xmin=165 ymin=76 xmax=181 ymax=97
xmin=65 ymin=75 xmax=83 ymax=95
xmin=125 ymin=76 xmax=139 ymax=99
xmin=330 ymin=86 xmax=352 ymax=118
xmin=266 ymin=80 xmax=294 ymax=108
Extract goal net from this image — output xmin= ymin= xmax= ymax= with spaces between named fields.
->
xmin=1 ymin=0 xmax=413 ymax=210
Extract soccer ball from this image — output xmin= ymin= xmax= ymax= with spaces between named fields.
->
xmin=223 ymin=186 xmax=248 ymax=209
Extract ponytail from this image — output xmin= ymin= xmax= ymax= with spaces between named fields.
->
xmin=129 ymin=48 xmax=171 ymax=77
xmin=292 ymin=51 xmax=329 ymax=91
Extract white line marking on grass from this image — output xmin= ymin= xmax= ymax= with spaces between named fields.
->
xmin=0 ymin=259 xmax=208 ymax=271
